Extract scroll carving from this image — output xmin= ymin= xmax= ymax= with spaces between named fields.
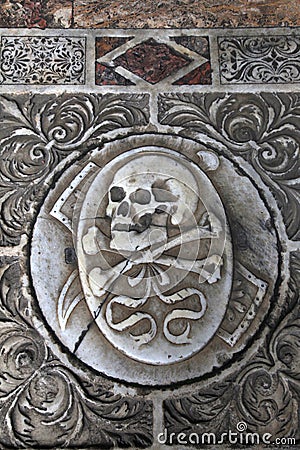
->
xmin=0 ymin=94 xmax=149 ymax=245
xmin=0 ymin=259 xmax=153 ymax=448
xmin=159 ymin=92 xmax=300 ymax=240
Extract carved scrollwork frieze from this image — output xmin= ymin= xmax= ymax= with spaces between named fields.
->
xmin=158 ymin=92 xmax=300 ymax=241
xmin=0 ymin=251 xmax=153 ymax=448
xmin=0 ymin=94 xmax=150 ymax=246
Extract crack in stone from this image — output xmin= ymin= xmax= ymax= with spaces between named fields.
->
xmin=73 ymin=250 xmax=134 ymax=354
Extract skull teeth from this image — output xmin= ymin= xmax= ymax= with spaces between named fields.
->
xmin=112 ymin=213 xmax=153 ymax=234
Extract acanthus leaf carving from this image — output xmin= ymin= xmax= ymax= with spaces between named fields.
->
xmin=163 ymin=251 xmax=300 ymax=442
xmin=237 ymin=364 xmax=298 ymax=438
xmin=0 ymin=94 xmax=149 ymax=245
xmin=164 ymin=380 xmax=233 ymax=437
xmin=159 ymin=92 xmax=300 ymax=240
xmin=0 ymin=259 xmax=153 ymax=448
xmin=5 ymin=363 xmax=152 ymax=448
xmin=0 ymin=87 xmax=298 ymax=446
xmin=0 ymin=261 xmax=32 ymax=326
xmin=0 ymin=323 xmax=46 ymax=400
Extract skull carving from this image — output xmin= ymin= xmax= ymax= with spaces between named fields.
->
xmin=106 ymin=154 xmax=199 ymax=252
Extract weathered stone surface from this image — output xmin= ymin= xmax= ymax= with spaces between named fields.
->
xmin=96 ymin=62 xmax=135 ymax=85
xmin=0 ymin=93 xmax=150 ymax=245
xmin=173 ymin=61 xmax=212 ymax=85
xmin=73 ymin=0 xmax=300 ymax=28
xmin=158 ymin=92 xmax=300 ymax=241
xmin=96 ymin=36 xmax=134 ymax=57
xmin=1 ymin=0 xmax=300 ymax=29
xmin=0 ymin=0 xmax=72 ymax=28
xmin=0 ymin=94 xmax=153 ymax=448
xmin=164 ymin=252 xmax=300 ymax=446
xmin=171 ymin=36 xmax=210 ymax=58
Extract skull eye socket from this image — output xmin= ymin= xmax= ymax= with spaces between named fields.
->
xmin=130 ymin=189 xmax=151 ymax=205
xmin=110 ymin=186 xmax=126 ymax=202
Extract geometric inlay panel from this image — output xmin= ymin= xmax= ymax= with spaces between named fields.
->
xmin=0 ymin=36 xmax=85 ymax=84
xmin=95 ymin=34 xmax=212 ymax=86
xmin=218 ymin=35 xmax=300 ymax=84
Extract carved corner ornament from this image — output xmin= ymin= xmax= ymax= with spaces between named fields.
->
xmin=0 ymin=90 xmax=299 ymax=448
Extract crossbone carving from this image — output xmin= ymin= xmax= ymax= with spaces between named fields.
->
xmin=84 ymin=218 xmax=222 ymax=346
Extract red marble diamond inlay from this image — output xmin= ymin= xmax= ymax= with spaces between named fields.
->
xmin=114 ymin=38 xmax=192 ymax=84
xmin=173 ymin=61 xmax=212 ymax=85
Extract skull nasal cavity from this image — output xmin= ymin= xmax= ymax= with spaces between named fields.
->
xmin=117 ymin=201 xmax=129 ymax=216
xmin=130 ymin=189 xmax=151 ymax=205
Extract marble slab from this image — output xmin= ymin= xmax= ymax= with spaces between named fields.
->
xmin=0 ymin=26 xmax=299 ymax=449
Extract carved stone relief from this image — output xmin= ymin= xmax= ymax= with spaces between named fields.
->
xmin=30 ymin=133 xmax=280 ymax=388
xmin=218 ymin=35 xmax=300 ymax=84
xmin=0 ymin=27 xmax=299 ymax=449
xmin=0 ymin=36 xmax=86 ymax=84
